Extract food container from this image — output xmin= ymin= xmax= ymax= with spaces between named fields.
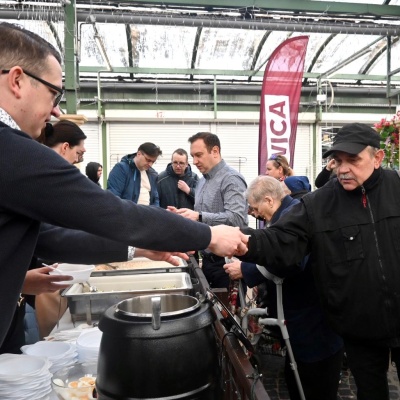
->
xmin=49 ymin=263 xmax=95 ymax=284
xmin=62 ymin=272 xmax=193 ymax=324
xmin=52 ymin=362 xmax=97 ymax=400
xmin=96 ymin=295 xmax=220 ymax=399
xmin=92 ymin=256 xmax=189 ymax=276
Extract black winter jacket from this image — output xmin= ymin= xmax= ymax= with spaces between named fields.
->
xmin=243 ymin=167 xmax=400 ymax=341
xmin=157 ymin=163 xmax=198 ymax=209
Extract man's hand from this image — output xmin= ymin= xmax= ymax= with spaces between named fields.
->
xmin=223 ymin=259 xmax=243 ymax=280
xmin=208 ymin=225 xmax=248 ymax=258
xmin=167 ymin=206 xmax=199 ymax=221
xmin=326 ymin=158 xmax=336 ymax=172
xmin=135 ymin=248 xmax=189 ymax=265
xmin=21 ymin=264 xmax=73 ymax=295
xmin=177 ymin=180 xmax=190 ymax=194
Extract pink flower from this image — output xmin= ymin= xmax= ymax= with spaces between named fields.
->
xmin=375 ymin=114 xmax=400 ymax=168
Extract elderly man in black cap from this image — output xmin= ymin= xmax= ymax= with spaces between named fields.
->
xmin=238 ymin=123 xmax=400 ymax=400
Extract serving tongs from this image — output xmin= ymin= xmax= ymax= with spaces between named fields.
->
xmin=80 ymin=282 xmax=98 ymax=293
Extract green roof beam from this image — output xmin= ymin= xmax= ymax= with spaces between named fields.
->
xmin=77 ymin=66 xmax=400 ymax=82
xmin=117 ymin=0 xmax=400 ymax=19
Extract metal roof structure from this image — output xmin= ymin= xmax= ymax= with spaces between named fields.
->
xmin=1 ymin=0 xmax=400 ymax=114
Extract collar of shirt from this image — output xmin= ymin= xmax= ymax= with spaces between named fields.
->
xmin=203 ymin=159 xmax=226 ymax=180
xmin=0 ymin=108 xmax=20 ymax=130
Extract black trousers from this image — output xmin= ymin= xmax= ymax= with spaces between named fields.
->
xmin=285 ymin=347 xmax=344 ymax=400
xmin=0 ymin=302 xmax=25 ymax=354
xmin=201 ymin=253 xmax=229 ymax=290
xmin=343 ymin=337 xmax=400 ymax=400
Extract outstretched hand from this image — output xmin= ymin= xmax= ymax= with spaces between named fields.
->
xmin=167 ymin=206 xmax=199 ymax=221
xmin=135 ymin=248 xmax=189 ymax=265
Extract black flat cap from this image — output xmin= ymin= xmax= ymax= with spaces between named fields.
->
xmin=323 ymin=123 xmax=381 ymax=158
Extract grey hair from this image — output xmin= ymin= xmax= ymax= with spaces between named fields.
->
xmin=245 ymin=175 xmax=285 ymax=203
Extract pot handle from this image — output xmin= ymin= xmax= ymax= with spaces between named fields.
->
xmin=151 ymin=296 xmax=161 ymax=330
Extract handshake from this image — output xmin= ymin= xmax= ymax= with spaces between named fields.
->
xmin=167 ymin=206 xmax=249 ymax=259
xmin=207 ymin=225 xmax=249 ymax=258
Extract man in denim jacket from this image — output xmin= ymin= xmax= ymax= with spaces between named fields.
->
xmin=108 ymin=142 xmax=162 ymax=206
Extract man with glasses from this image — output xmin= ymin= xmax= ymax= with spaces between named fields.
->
xmin=107 ymin=142 xmax=162 ymax=205
xmin=0 ymin=22 xmax=248 ymax=350
xmin=1 ymin=68 xmax=64 ymax=110
xmin=157 ymin=148 xmax=199 ymax=210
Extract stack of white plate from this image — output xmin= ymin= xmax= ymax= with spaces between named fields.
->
xmin=0 ymin=353 xmax=52 ymax=399
xmin=21 ymin=341 xmax=78 ymax=373
xmin=76 ymin=328 xmax=102 ymax=363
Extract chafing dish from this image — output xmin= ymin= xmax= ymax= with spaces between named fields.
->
xmin=62 ymin=272 xmax=192 ymax=324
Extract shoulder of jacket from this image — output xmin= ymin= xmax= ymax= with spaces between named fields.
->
xmin=148 ymin=166 xmax=157 ymax=174
xmin=110 ymin=160 xmax=129 ymax=173
xmin=185 ymin=171 xmax=198 ymax=180
xmin=157 ymin=171 xmax=170 ymax=182
xmin=147 ymin=168 xmax=159 ymax=180
xmin=383 ymin=168 xmax=400 ymax=179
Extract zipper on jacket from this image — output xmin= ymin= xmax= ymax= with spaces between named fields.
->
xmin=361 ymin=187 xmax=367 ymax=208
xmin=362 ymin=185 xmax=394 ymax=335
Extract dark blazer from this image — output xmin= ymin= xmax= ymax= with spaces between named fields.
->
xmin=0 ymin=121 xmax=211 ymax=347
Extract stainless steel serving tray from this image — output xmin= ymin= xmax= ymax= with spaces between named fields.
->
xmin=91 ymin=257 xmax=189 ymax=277
xmin=62 ymin=272 xmax=192 ymax=324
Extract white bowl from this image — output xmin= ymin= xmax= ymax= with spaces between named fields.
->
xmin=76 ymin=329 xmax=102 ymax=363
xmin=0 ymin=354 xmax=50 ymax=378
xmin=49 ymin=263 xmax=95 ymax=284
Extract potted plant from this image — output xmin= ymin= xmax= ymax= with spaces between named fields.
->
xmin=374 ymin=112 xmax=400 ymax=169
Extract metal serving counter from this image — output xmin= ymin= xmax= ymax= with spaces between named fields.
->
xmin=52 ymin=256 xmax=269 ymax=400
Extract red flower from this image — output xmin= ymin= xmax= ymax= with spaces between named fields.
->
xmin=375 ymin=114 xmax=400 ymax=169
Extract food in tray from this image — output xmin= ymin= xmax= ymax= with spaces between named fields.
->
xmin=94 ymin=256 xmax=185 ymax=271
xmin=63 ymin=272 xmax=192 ymax=324
xmin=93 ymin=264 xmax=113 ymax=271
xmin=80 ymin=285 xmax=178 ymax=293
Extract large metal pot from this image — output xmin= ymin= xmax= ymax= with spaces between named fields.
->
xmin=96 ymin=294 xmax=221 ymax=399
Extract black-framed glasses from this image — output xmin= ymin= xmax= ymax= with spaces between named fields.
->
xmin=138 ymin=151 xmax=157 ymax=164
xmin=1 ymin=69 xmax=64 ymax=107
xmin=172 ymin=161 xmax=187 ymax=167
